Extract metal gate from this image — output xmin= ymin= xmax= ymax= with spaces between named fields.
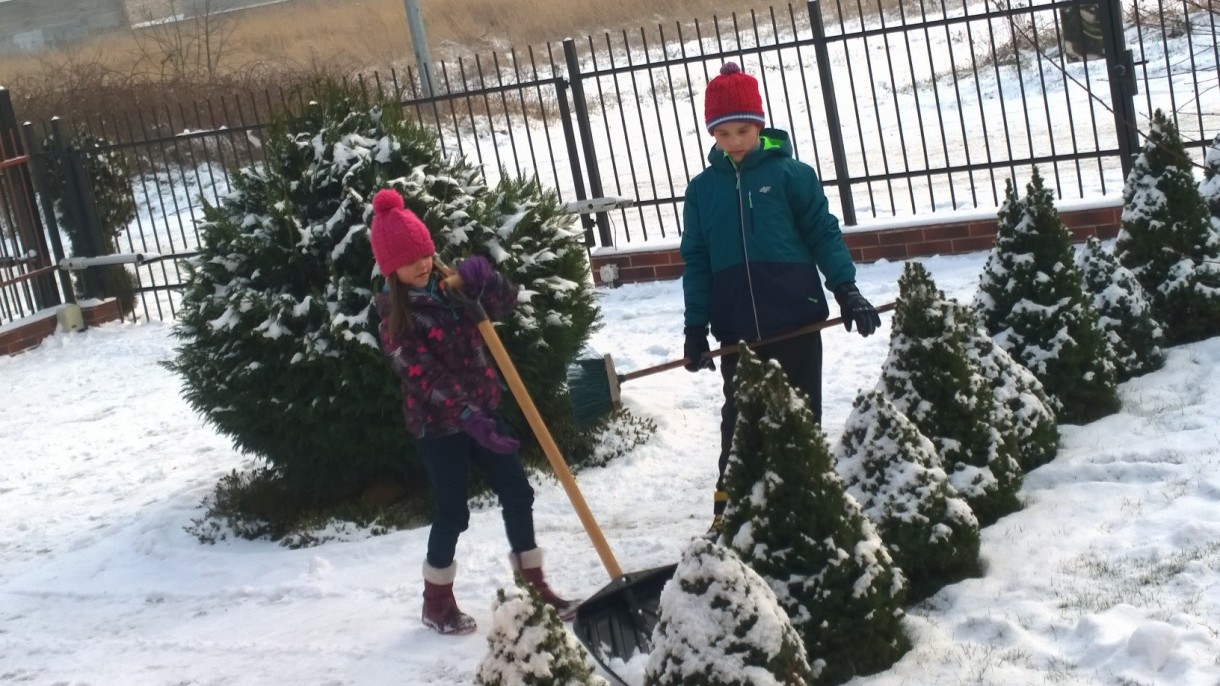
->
xmin=0 ymin=88 xmax=68 ymax=328
xmin=10 ymin=0 xmax=1209 ymax=324
xmin=560 ymin=0 xmax=1145 ymax=246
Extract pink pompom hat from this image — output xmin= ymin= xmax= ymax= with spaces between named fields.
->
xmin=369 ymin=189 xmax=435 ymax=276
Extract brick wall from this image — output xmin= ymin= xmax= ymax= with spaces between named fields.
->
xmin=589 ymin=202 xmax=1123 ymax=287
xmin=0 ymin=299 xmax=123 ymax=356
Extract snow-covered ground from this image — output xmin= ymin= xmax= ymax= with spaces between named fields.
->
xmin=2 ymin=249 xmax=1218 ymax=685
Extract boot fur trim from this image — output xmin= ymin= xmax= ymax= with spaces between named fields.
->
xmin=510 ymin=547 xmax=544 ymax=570
xmin=423 ymin=560 xmax=457 ymax=585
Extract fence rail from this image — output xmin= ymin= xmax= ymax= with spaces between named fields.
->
xmin=7 ymin=0 xmax=1218 ymax=324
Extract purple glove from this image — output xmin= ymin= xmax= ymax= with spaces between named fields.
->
xmin=457 ymin=256 xmax=494 ymax=293
xmin=460 ymin=410 xmax=520 ymax=455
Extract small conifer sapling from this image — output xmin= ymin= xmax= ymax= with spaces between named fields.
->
xmin=722 ymin=346 xmax=909 ymax=685
xmin=836 ymin=389 xmax=982 ymax=602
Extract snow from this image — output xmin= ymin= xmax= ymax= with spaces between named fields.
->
xmin=3 ymin=250 xmax=1219 ymax=685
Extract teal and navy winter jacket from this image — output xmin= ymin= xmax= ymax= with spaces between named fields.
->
xmin=681 ymin=128 xmax=857 ymax=343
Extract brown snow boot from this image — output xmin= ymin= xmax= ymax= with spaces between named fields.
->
xmin=421 ymin=561 xmax=477 ymax=635
xmin=704 ymin=489 xmax=729 ymax=542
xmin=510 ymin=548 xmax=580 ymax=621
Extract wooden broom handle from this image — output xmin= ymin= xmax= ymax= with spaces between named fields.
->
xmin=445 ymin=272 xmax=624 ymax=579
xmin=620 ymin=301 xmax=897 ymax=384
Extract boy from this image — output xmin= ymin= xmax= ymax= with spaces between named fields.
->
xmin=680 ymin=62 xmax=881 ymax=537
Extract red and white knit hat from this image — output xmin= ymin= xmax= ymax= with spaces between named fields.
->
xmin=369 ymin=189 xmax=435 ymax=276
xmin=703 ymin=62 xmax=766 ymax=133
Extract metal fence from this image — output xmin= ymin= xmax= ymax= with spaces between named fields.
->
xmin=7 ymin=0 xmax=1218 ymax=325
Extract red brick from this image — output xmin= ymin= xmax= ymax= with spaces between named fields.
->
xmin=877 ymin=228 xmax=925 ymax=246
xmin=844 ymin=232 xmax=879 ymax=249
xmin=922 ymin=224 xmax=973 ymax=241
xmin=951 ymin=236 xmax=1000 ymax=253
xmin=652 ymin=264 xmax=686 ymax=281
xmin=83 ymin=299 xmax=123 ymax=326
xmin=1067 ymin=226 xmax=1096 ymax=241
xmin=1064 ymin=208 xmax=1120 ymax=228
xmin=859 ymin=244 xmax=912 ymax=262
xmin=917 ymin=239 xmax=956 ymax=255
xmin=618 ymin=266 xmax=663 ymax=283
xmin=624 ymin=251 xmax=679 ymax=268
xmin=969 ymin=221 xmax=999 ymax=237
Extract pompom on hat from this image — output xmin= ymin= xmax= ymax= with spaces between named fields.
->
xmin=369 ymin=189 xmax=435 ymax=276
xmin=704 ymin=62 xmax=766 ymax=133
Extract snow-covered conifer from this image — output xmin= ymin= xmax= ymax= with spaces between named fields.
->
xmin=1116 ymin=110 xmax=1220 ymax=344
xmin=645 ymin=538 xmax=813 ymax=686
xmin=835 ymin=389 xmax=981 ymax=602
xmin=884 ymin=262 xmax=1022 ymax=525
xmin=167 ymin=82 xmax=598 ymax=504
xmin=476 ymin=582 xmax=605 ymax=686
xmin=975 ymin=168 xmax=1120 ymax=423
xmin=722 ymin=346 xmax=908 ymax=685
xmin=1201 ymin=131 xmax=1220 ymax=227
xmin=952 ymin=301 xmax=1059 ymax=472
xmin=1078 ymin=237 xmax=1166 ymax=381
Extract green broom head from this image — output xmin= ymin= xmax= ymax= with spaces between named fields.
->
xmin=567 ymin=349 xmax=617 ymax=428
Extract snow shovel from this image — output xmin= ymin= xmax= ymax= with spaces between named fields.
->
xmin=442 ymin=267 xmax=674 ymax=684
xmin=569 ymin=301 xmax=897 ymax=425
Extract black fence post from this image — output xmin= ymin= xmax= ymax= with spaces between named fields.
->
xmin=553 ymin=78 xmax=596 ymax=247
xmin=806 ymin=0 xmax=857 ymax=226
xmin=22 ymin=122 xmax=75 ymax=305
xmin=1097 ymin=0 xmax=1140 ymax=179
xmin=563 ymin=38 xmax=614 ymax=248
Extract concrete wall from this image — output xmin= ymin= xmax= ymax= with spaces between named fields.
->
xmin=0 ymin=0 xmax=129 ymax=54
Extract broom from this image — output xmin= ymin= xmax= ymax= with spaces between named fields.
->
xmin=568 ymin=301 xmax=896 ymax=426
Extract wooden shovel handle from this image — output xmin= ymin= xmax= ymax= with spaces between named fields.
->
xmin=448 ymin=273 xmax=624 ymax=579
xmin=620 ymin=301 xmax=897 ymax=384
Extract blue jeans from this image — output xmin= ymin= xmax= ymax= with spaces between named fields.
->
xmin=416 ymin=423 xmax=536 ymax=569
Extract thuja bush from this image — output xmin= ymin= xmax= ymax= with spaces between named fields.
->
xmin=646 ymin=537 xmax=814 ymax=686
xmin=477 ymin=581 xmax=604 ymax=686
xmin=976 ymin=168 xmax=1119 ymax=424
xmin=1201 ymin=131 xmax=1220 ymax=225
xmin=836 ymin=389 xmax=981 ymax=602
xmin=953 ymin=301 xmax=1059 ymax=472
xmin=1078 ymin=237 xmax=1165 ymax=382
xmin=724 ymin=346 xmax=908 ymax=685
xmin=883 ymin=262 xmax=1022 ymax=526
xmin=1116 ymin=110 xmax=1220 ymax=345
xmin=166 ymin=80 xmax=603 ymax=523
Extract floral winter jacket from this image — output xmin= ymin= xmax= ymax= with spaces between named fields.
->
xmin=377 ymin=269 xmax=519 ymax=439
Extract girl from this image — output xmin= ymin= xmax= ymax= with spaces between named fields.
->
xmin=370 ymin=188 xmax=575 ymax=635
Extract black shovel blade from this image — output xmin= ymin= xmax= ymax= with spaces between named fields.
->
xmin=573 ymin=563 xmax=677 ymax=682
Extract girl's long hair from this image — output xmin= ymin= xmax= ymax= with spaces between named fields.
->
xmin=385 ymin=273 xmax=415 ymax=338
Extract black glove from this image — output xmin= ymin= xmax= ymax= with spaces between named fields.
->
xmin=833 ymin=283 xmax=881 ymax=337
xmin=683 ymin=326 xmax=716 ymax=372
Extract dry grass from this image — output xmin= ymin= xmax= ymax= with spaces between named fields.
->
xmin=2 ymin=0 xmax=792 ymax=83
